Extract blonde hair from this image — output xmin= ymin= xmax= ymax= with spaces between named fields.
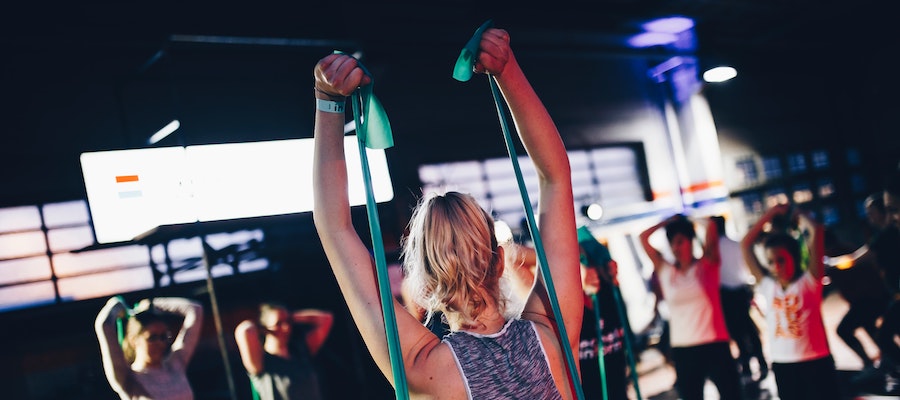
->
xmin=401 ymin=191 xmax=511 ymax=327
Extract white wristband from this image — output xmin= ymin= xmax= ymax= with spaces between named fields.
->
xmin=317 ymin=98 xmax=345 ymax=113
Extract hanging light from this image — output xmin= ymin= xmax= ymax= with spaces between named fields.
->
xmin=703 ymin=66 xmax=737 ymax=83
xmin=147 ymin=119 xmax=180 ymax=144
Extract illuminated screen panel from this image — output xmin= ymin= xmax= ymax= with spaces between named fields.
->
xmin=187 ymin=137 xmax=393 ymax=222
xmin=81 ymin=136 xmax=394 ymax=244
xmin=80 ymin=147 xmax=196 ymax=244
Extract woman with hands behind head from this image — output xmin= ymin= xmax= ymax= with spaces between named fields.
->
xmin=312 ymin=27 xmax=581 ymax=399
xmin=639 ymin=214 xmax=743 ymax=400
xmin=234 ymin=302 xmax=333 ymax=400
xmin=94 ymin=296 xmax=204 ymax=400
xmin=741 ymin=204 xmax=839 ymax=400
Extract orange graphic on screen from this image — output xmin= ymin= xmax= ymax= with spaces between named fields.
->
xmin=115 ymin=175 xmax=142 ymax=198
xmin=115 ymin=175 xmax=139 ymax=183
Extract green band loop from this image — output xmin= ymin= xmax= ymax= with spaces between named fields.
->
xmin=350 ymin=86 xmax=408 ymax=399
xmin=333 ymin=50 xmax=394 ymax=149
xmin=457 ymin=19 xmax=585 ymax=399
xmin=486 ymin=74 xmax=586 ymax=400
xmin=452 ymin=20 xmax=494 ymax=82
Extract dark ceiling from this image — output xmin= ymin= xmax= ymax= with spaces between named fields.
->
xmin=1 ymin=1 xmax=895 ymax=207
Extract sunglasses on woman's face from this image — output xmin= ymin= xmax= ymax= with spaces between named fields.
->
xmin=144 ymin=332 xmax=173 ymax=342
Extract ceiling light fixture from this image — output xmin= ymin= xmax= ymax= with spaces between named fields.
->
xmin=703 ymin=66 xmax=737 ymax=83
xmin=147 ymin=119 xmax=181 ymax=145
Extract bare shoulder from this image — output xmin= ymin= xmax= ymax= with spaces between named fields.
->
xmin=407 ymin=340 xmax=467 ymax=399
xmin=519 ymin=313 xmax=564 ymax=364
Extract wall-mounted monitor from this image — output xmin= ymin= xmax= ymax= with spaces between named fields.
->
xmin=80 ymin=137 xmax=393 ymax=244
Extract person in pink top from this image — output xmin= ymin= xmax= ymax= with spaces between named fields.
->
xmin=741 ymin=204 xmax=839 ymax=400
xmin=639 ymin=214 xmax=742 ymax=400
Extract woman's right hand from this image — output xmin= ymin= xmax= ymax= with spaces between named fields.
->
xmin=473 ymin=28 xmax=512 ymax=77
xmin=313 ymin=53 xmax=371 ymax=98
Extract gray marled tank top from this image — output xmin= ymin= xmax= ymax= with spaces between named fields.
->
xmin=443 ymin=319 xmax=564 ymax=400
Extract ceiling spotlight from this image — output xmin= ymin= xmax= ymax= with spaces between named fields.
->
xmin=642 ymin=16 xmax=695 ymax=34
xmin=703 ymin=66 xmax=737 ymax=83
xmin=582 ymin=203 xmax=604 ymax=221
xmin=147 ymin=119 xmax=180 ymax=144
xmin=627 ymin=32 xmax=678 ymax=48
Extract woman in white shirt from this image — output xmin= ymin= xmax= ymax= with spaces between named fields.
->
xmin=741 ymin=204 xmax=839 ymax=400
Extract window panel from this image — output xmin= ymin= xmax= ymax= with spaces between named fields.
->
xmin=418 ymin=161 xmax=482 ymax=186
xmin=570 ymin=168 xmax=594 ymax=188
xmin=205 ymin=229 xmax=264 ymax=250
xmin=568 ymin=151 xmax=590 ymax=169
xmin=599 ymin=165 xmax=642 ymax=182
xmin=0 ymin=281 xmax=56 ymax=311
xmin=787 ymin=153 xmax=807 ymax=174
xmin=0 ymin=231 xmax=47 ymax=259
xmin=52 ymin=245 xmax=149 ymax=277
xmin=0 ymin=256 xmax=52 ymax=286
xmin=811 ymin=150 xmax=829 ymax=170
xmin=238 ymin=258 xmax=269 ymax=274
xmin=57 ymin=268 xmax=155 ymax=301
xmin=165 ymin=237 xmax=204 ymax=261
xmin=589 ymin=147 xmax=636 ymax=168
xmin=417 ymin=145 xmax=647 ymax=229
xmin=490 ymin=193 xmax=529 ymax=215
xmin=47 ymin=226 xmax=95 ymax=253
xmin=762 ymin=156 xmax=782 ymax=179
xmin=572 ymin=184 xmax=595 ymax=201
xmin=0 ymin=206 xmax=41 ymax=233
xmin=42 ymin=200 xmax=90 ymax=228
xmin=173 ymin=263 xmax=234 ymax=283
xmin=483 ymin=158 xmax=516 ymax=179
xmin=735 ymin=156 xmax=759 ymax=186
xmin=741 ymin=193 xmax=763 ymax=216
xmin=499 ymin=211 xmax=525 ymax=232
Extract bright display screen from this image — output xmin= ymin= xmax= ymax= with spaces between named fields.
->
xmin=80 ymin=137 xmax=393 ymax=243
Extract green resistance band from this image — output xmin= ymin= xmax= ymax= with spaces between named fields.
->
xmin=453 ymin=20 xmax=585 ymax=400
xmin=114 ymin=295 xmax=136 ymax=345
xmin=337 ymin=51 xmax=407 ymax=399
xmin=590 ymin=294 xmax=609 ymax=400
xmin=612 ymin=286 xmax=643 ymax=400
xmin=798 ymin=229 xmax=811 ymax=272
xmin=250 ymin=378 xmax=260 ymax=400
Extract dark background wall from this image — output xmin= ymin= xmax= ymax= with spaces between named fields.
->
xmin=1 ymin=2 xmax=898 ymax=399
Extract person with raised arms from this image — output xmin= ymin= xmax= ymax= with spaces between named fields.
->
xmin=311 ymin=26 xmax=582 ymax=399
